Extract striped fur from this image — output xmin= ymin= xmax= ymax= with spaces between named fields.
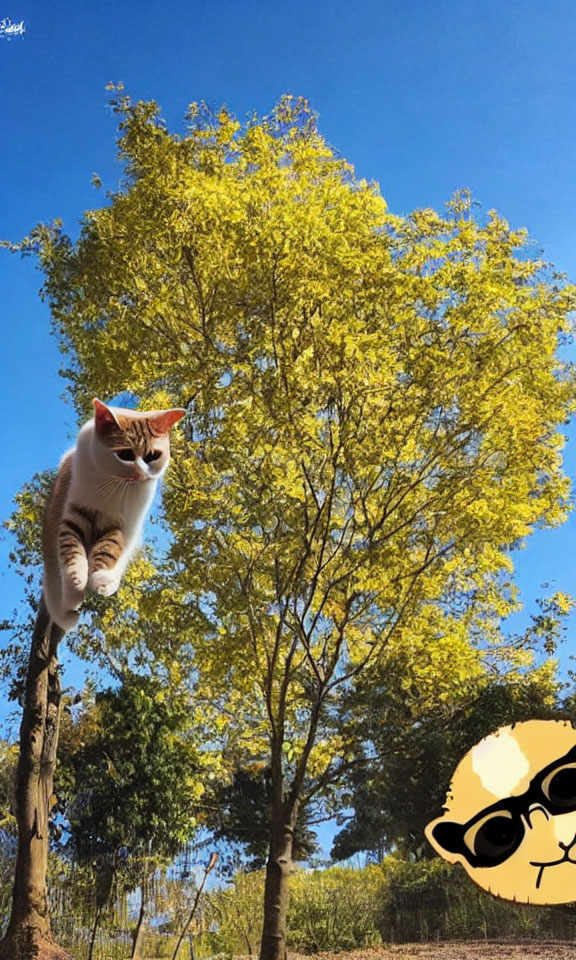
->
xmin=42 ymin=398 xmax=185 ymax=632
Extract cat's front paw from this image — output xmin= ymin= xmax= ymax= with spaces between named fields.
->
xmin=62 ymin=583 xmax=85 ymax=616
xmin=64 ymin=559 xmax=88 ymax=593
xmin=89 ymin=569 xmax=121 ymax=597
xmin=69 ymin=571 xmax=88 ymax=592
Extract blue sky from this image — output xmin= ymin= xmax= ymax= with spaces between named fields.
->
xmin=2 ymin=0 xmax=576 ymax=712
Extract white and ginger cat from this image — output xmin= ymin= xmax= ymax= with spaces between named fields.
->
xmin=42 ymin=398 xmax=186 ymax=632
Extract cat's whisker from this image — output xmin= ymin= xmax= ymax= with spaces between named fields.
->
xmin=96 ymin=480 xmax=116 ymax=501
xmin=97 ymin=476 xmax=127 ymax=499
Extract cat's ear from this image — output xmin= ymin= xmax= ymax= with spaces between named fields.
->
xmin=93 ymin=398 xmax=120 ymax=433
xmin=149 ymin=408 xmax=187 ymax=434
xmin=425 ymin=816 xmax=466 ymax=865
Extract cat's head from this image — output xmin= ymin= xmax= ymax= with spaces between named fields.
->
xmin=425 ymin=720 xmax=576 ymax=904
xmin=91 ymin=398 xmax=186 ymax=483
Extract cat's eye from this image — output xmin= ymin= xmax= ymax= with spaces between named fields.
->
xmin=464 ymin=811 xmax=522 ymax=862
xmin=116 ymin=449 xmax=136 ymax=461
xmin=143 ymin=451 xmax=162 ymax=464
xmin=541 ymin=764 xmax=576 ymax=810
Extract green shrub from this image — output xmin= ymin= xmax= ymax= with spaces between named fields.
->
xmin=200 ymin=870 xmax=265 ymax=957
xmin=144 ymin=933 xmax=180 ymax=958
xmin=288 ymin=865 xmax=383 ymax=953
xmin=196 ymin=857 xmax=576 ymax=955
xmin=378 ymin=855 xmax=576 ymax=943
xmin=200 ymin=865 xmax=383 ymax=956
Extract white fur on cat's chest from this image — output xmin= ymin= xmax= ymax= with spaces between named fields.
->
xmin=69 ymin=456 xmax=158 ymax=533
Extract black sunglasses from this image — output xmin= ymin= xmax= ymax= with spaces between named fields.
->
xmin=432 ymin=743 xmax=576 ymax=868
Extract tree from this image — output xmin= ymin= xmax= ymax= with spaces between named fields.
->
xmin=10 ymin=91 xmax=576 ymax=960
xmin=332 ymin=666 xmax=567 ymax=862
xmin=0 ymin=473 xmax=75 ymax=960
xmin=55 ymin=674 xmax=204 ymax=960
xmin=210 ymin=765 xmax=318 ymax=870
xmin=169 ymin=851 xmax=218 ymax=960
xmin=3 ymin=609 xmax=71 ymax=960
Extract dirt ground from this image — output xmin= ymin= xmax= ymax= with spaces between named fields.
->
xmin=292 ymin=943 xmax=576 ymax=960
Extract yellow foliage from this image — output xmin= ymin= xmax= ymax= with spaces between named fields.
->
xmin=28 ymin=94 xmax=576 ymax=815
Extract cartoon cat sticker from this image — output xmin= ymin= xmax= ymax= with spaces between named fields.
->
xmin=425 ymin=719 xmax=576 ymax=904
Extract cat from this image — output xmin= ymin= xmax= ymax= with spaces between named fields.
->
xmin=42 ymin=398 xmax=186 ymax=632
xmin=426 ymin=719 xmax=576 ymax=905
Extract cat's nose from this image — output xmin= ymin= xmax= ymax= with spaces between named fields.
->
xmin=523 ymin=804 xmax=551 ymax=829
xmin=132 ymin=468 xmax=149 ymax=482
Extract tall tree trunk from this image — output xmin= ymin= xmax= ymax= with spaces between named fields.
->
xmin=87 ymin=905 xmax=102 ymax=960
xmin=130 ymin=867 xmax=148 ymax=960
xmin=88 ymin=859 xmax=115 ymax=960
xmin=259 ymin=814 xmax=294 ymax=960
xmin=0 ymin=596 xmax=74 ymax=960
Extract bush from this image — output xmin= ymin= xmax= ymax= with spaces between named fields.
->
xmin=200 ymin=865 xmax=383 ymax=956
xmin=200 ymin=870 xmax=265 ymax=957
xmin=378 ymin=856 xmax=576 ymax=943
xmin=197 ymin=857 xmax=576 ymax=955
xmin=288 ymin=865 xmax=383 ymax=953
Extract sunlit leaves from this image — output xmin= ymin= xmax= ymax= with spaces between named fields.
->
xmin=16 ymin=94 xmax=576 ymax=829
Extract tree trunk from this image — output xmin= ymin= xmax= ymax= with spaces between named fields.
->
xmin=259 ymin=815 xmax=294 ymax=960
xmin=130 ymin=872 xmax=147 ymax=960
xmin=87 ymin=905 xmax=102 ymax=960
xmin=0 ymin=596 xmax=75 ymax=960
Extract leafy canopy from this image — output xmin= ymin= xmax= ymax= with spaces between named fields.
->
xmin=56 ymin=674 xmax=204 ymax=862
xmin=14 ymin=92 xmax=576 ymax=826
